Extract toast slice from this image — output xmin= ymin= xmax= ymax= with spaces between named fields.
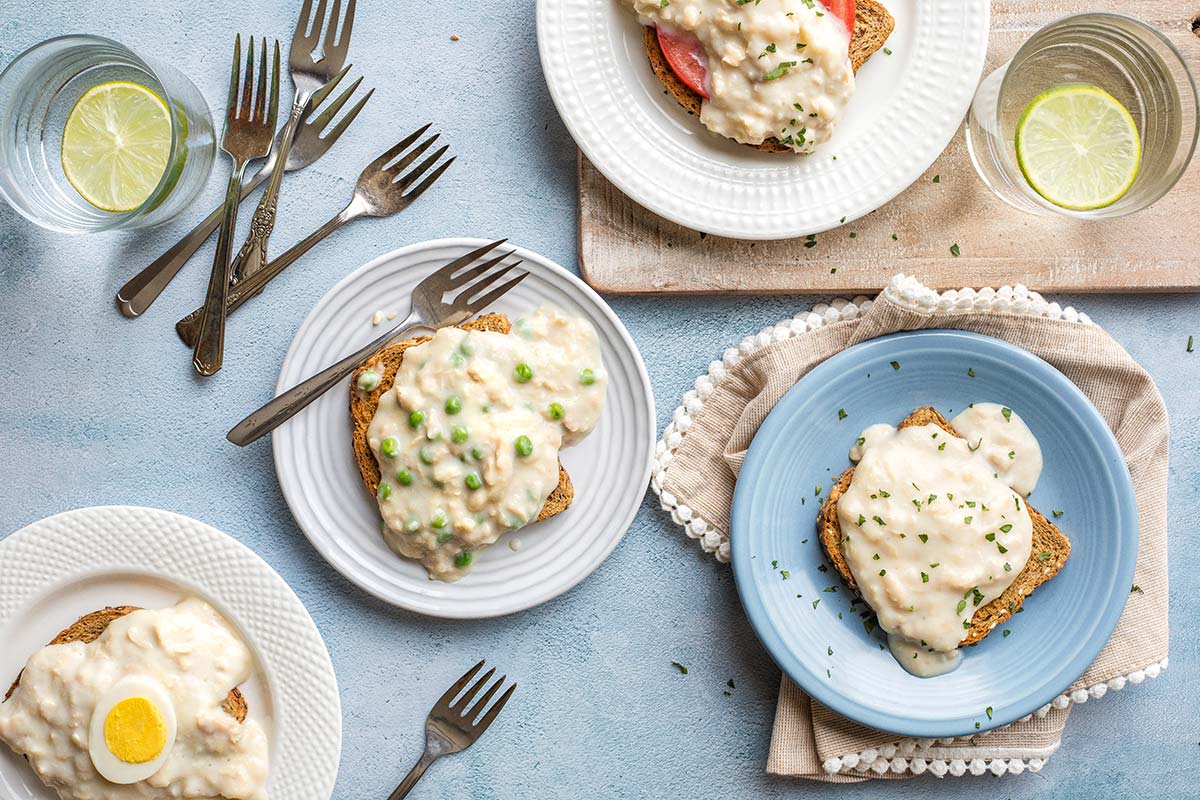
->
xmin=817 ymin=407 xmax=1071 ymax=646
xmin=643 ymin=0 xmax=896 ymax=153
xmin=349 ymin=313 xmax=574 ymax=522
xmin=4 ymin=607 xmax=247 ymax=722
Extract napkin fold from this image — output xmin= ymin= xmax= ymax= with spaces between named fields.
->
xmin=654 ymin=276 xmax=1169 ymax=779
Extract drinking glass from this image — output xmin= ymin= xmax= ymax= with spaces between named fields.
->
xmin=965 ymin=13 xmax=1198 ymax=219
xmin=0 ymin=35 xmax=216 ymax=233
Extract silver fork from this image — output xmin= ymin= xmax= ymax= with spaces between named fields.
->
xmin=174 ymin=124 xmax=454 ymax=346
xmin=230 ymin=0 xmax=357 ymax=284
xmin=193 ymin=36 xmax=280 ymax=377
xmin=388 ymin=661 xmax=516 ymax=800
xmin=226 ymin=240 xmax=527 ymax=445
xmin=115 ymin=67 xmax=371 ymax=318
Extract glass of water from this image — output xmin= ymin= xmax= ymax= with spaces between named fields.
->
xmin=965 ymin=13 xmax=1198 ymax=219
xmin=0 ymin=35 xmax=215 ymax=233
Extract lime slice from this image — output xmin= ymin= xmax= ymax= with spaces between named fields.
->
xmin=61 ymin=81 xmax=173 ymax=213
xmin=1015 ymin=85 xmax=1141 ymax=211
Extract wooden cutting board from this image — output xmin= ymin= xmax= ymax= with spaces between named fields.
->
xmin=578 ymin=1 xmax=1200 ymax=294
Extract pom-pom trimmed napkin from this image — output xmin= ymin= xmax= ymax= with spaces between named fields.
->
xmin=652 ymin=276 xmax=1168 ymax=780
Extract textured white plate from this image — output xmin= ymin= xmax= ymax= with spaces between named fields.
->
xmin=0 ymin=506 xmax=341 ymax=800
xmin=272 ymin=238 xmax=655 ymax=618
xmin=537 ymin=0 xmax=990 ymax=240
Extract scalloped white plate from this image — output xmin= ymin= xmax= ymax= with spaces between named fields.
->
xmin=0 ymin=506 xmax=341 ymax=800
xmin=272 ymin=238 xmax=655 ymax=619
xmin=537 ymin=0 xmax=989 ymax=240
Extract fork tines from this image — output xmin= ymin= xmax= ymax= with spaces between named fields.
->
xmin=372 ymin=125 xmax=457 ymax=201
xmin=295 ymin=0 xmax=356 ymax=63
xmin=226 ymin=35 xmax=281 ymax=130
xmin=438 ymin=660 xmax=516 ymax=731
xmin=304 ymin=66 xmax=373 ymax=140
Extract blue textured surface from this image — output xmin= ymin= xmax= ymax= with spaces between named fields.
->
xmin=0 ymin=1 xmax=1196 ymax=797
xmin=732 ymin=331 xmax=1138 ymax=738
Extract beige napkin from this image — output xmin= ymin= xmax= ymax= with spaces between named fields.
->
xmin=657 ymin=277 xmax=1169 ymax=780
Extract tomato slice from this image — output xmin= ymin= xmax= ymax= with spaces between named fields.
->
xmin=656 ymin=1 xmax=855 ymax=99
xmin=656 ymin=26 xmax=710 ymax=99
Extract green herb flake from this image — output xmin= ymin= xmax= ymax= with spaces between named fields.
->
xmin=985 ymin=706 xmax=994 ymax=720
xmin=1052 ymin=509 xmax=1064 ymax=518
xmin=671 ymin=662 xmax=688 ymax=675
xmin=950 ymin=243 xmax=961 ymax=257
xmin=1036 ymin=551 xmax=1051 ymax=562
xmin=932 ymin=175 xmax=941 ymax=183
xmin=921 ymin=571 xmax=929 ymax=583
xmin=918 ymin=534 xmax=929 ymax=543
xmin=838 ymin=408 xmax=847 ymax=420
xmin=1131 ymin=584 xmax=1143 ymax=594
xmin=890 ymin=360 xmax=901 ymax=371
xmin=1001 ymin=406 xmax=1013 ymax=421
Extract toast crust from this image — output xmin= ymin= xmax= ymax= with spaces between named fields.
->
xmin=817 ymin=407 xmax=1071 ymax=646
xmin=349 ymin=313 xmax=574 ymax=524
xmin=4 ymin=607 xmax=247 ymax=722
xmin=642 ymin=0 xmax=896 ymax=153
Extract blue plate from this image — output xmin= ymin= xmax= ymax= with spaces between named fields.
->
xmin=731 ymin=330 xmax=1137 ymax=738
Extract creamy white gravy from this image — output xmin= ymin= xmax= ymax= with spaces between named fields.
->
xmin=0 ymin=598 xmax=269 ymax=800
xmin=366 ymin=307 xmax=607 ymax=581
xmin=838 ymin=412 xmax=1042 ymax=677
xmin=629 ymin=0 xmax=855 ymax=153
xmin=951 ymin=402 xmax=1043 ymax=497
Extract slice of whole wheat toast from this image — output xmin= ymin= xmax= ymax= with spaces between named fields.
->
xmin=4 ymin=607 xmax=247 ymax=722
xmin=643 ymin=0 xmax=896 ymax=153
xmin=349 ymin=313 xmax=574 ymax=522
xmin=817 ymin=407 xmax=1071 ymax=646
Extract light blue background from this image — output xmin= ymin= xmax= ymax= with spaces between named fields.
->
xmin=0 ymin=2 xmax=1195 ymax=798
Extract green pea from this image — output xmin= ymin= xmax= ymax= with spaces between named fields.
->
xmin=452 ymin=424 xmax=470 ymax=443
xmin=445 ymin=395 xmax=462 ymax=414
xmin=580 ymin=368 xmax=596 ymax=385
xmin=355 ymin=370 xmax=381 ymax=392
xmin=470 ymin=446 xmax=485 ymax=460
xmin=404 ymin=516 xmax=420 ymax=532
xmin=426 ymin=428 xmax=443 ymax=441
xmin=380 ymin=437 xmax=400 ymax=458
xmin=408 ymin=410 xmax=425 ymax=428
xmin=514 ymin=363 xmax=533 ymax=383
xmin=515 ymin=435 xmax=533 ymax=458
xmin=449 ymin=352 xmax=466 ymax=368
xmin=431 ymin=510 xmax=449 ymax=529
xmin=419 ymin=446 xmax=436 ymax=465
xmin=396 ymin=469 xmax=413 ymax=486
xmin=376 ymin=482 xmax=392 ymax=500
xmin=465 ymin=472 xmax=482 ymax=491
xmin=459 ymin=338 xmax=475 ymax=356
xmin=455 ymin=551 xmax=473 ymax=568
xmin=437 ymin=531 xmax=453 ymax=543
xmin=547 ymin=402 xmax=565 ymax=420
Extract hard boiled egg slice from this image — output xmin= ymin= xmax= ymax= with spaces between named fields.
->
xmin=87 ymin=676 xmax=177 ymax=784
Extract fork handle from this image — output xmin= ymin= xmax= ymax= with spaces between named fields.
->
xmin=175 ymin=205 xmax=357 ymax=346
xmin=192 ymin=161 xmax=249 ymax=376
xmin=387 ymin=751 xmax=437 ymax=800
xmin=230 ymin=95 xmax=307 ymax=284
xmin=114 ymin=160 xmax=273 ymax=318
xmin=226 ymin=308 xmax=421 ymax=445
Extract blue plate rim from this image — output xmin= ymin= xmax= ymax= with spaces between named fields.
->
xmin=730 ymin=329 xmax=1139 ymax=738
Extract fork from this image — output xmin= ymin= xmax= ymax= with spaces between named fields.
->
xmin=226 ymin=240 xmax=527 ymax=445
xmin=387 ymin=661 xmax=516 ymax=800
xmin=114 ymin=67 xmax=371 ymax=318
xmin=174 ymin=124 xmax=453 ymax=346
xmin=230 ymin=0 xmax=357 ymax=284
xmin=193 ymin=36 xmax=280 ymax=377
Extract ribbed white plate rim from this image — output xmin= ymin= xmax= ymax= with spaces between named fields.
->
xmin=536 ymin=0 xmax=990 ymax=239
xmin=272 ymin=238 xmax=656 ymax=619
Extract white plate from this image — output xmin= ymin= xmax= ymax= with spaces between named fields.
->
xmin=272 ymin=238 xmax=656 ymax=618
xmin=0 ymin=506 xmax=341 ymax=800
xmin=537 ymin=0 xmax=990 ymax=240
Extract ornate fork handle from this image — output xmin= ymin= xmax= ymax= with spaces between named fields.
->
xmin=229 ymin=95 xmax=306 ymax=283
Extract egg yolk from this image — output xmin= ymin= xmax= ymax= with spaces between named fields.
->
xmin=102 ymin=697 xmax=167 ymax=764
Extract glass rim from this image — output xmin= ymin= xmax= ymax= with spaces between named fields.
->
xmin=996 ymin=11 xmax=1200 ymax=218
xmin=0 ymin=33 xmax=191 ymax=230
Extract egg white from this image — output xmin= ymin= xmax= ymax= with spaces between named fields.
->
xmin=87 ymin=676 xmax=178 ymax=784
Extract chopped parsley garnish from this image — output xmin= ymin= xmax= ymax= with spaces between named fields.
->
xmin=763 ymin=61 xmax=797 ymax=81
xmin=671 ymin=661 xmax=688 ymax=675
xmin=872 ymin=515 xmax=886 ymax=526
xmin=1131 ymin=584 xmax=1143 ymax=594
xmin=985 ymin=706 xmax=993 ymax=720
xmin=857 ymin=513 xmax=866 ymax=526
xmin=878 ymin=569 xmax=886 ymax=576
xmin=1036 ymin=552 xmax=1051 ymax=562
xmin=891 ymin=360 xmax=901 ymax=371
xmin=932 ymin=175 xmax=941 ymax=183
xmin=1003 ymin=629 xmax=1011 ymax=637
xmin=967 ymin=368 xmax=976 ymax=378
xmin=918 ymin=534 xmax=929 ymax=543
xmin=950 ymin=243 xmax=961 ymax=257
xmin=883 ymin=47 xmax=893 ymax=55
xmin=838 ymin=408 xmax=847 ymax=420
xmin=1189 ymin=335 xmax=1195 ymax=353
xmin=999 ymin=523 xmax=1013 ymax=533
xmin=1052 ymin=509 xmax=1064 ymax=518
xmin=920 ymin=571 xmax=929 ymax=583
xmin=1001 ymin=406 xmax=1013 ymax=422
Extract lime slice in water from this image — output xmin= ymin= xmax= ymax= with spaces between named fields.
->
xmin=61 ymin=80 xmax=173 ymax=213
xmin=1015 ymin=84 xmax=1141 ymax=211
